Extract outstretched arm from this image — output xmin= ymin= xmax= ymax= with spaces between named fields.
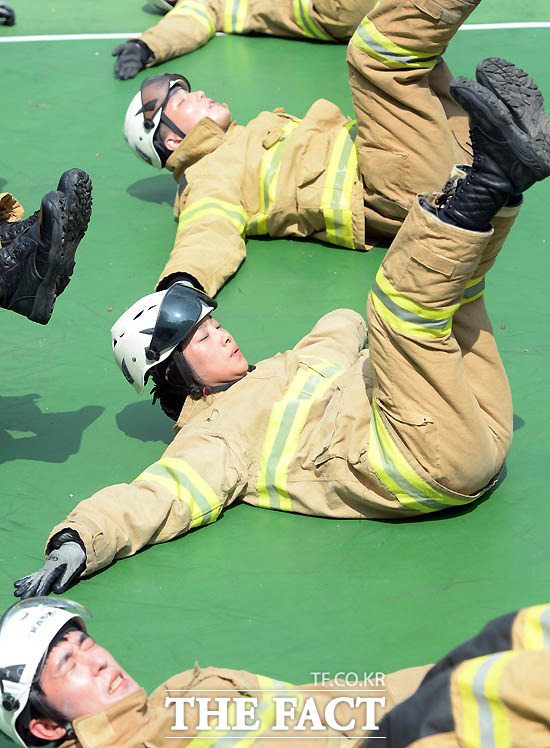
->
xmin=14 ymin=431 xmax=247 ymax=595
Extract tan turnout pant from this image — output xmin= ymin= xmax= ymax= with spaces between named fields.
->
xmin=347 ymin=0 xmax=480 ymax=239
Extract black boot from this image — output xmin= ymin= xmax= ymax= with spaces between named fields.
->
xmin=0 ymin=191 xmax=68 ymax=324
xmin=0 ymin=210 xmax=39 ymax=244
xmin=56 ymin=168 xmax=93 ymax=294
xmin=436 ymin=58 xmax=550 ymax=231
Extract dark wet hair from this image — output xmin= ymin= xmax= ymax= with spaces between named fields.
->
xmin=149 ymin=349 xmax=204 ymax=421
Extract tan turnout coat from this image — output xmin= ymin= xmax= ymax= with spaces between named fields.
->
xmin=140 ymin=0 xmax=373 ymax=65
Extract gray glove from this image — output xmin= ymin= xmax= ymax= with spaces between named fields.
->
xmin=13 ymin=541 xmax=86 ymax=599
xmin=112 ymin=40 xmax=153 ymax=80
xmin=0 ymin=3 xmax=15 ymax=26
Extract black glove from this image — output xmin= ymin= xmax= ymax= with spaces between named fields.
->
xmin=112 ymin=40 xmax=153 ymax=80
xmin=14 ymin=539 xmax=86 ymax=599
xmin=0 ymin=3 xmax=15 ymax=26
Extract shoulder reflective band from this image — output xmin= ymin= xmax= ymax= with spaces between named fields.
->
xmin=134 ymin=457 xmax=222 ymax=528
xmin=257 ymin=359 xmax=343 ymax=511
xmin=351 ymin=15 xmax=439 ymax=69
xmin=517 ymin=605 xmax=550 ymax=650
xmin=293 ymin=0 xmax=331 ymax=40
xmin=167 ymin=0 xmax=216 ymax=37
xmin=247 ymin=120 xmax=300 ymax=236
xmin=178 ymin=197 xmax=249 ymax=237
xmin=456 ymin=651 xmax=518 ymax=748
xmin=184 ymin=676 xmax=304 ymax=747
xmin=223 ymin=0 xmax=248 ymax=34
xmin=371 ymin=266 xmax=459 ymax=340
xmin=460 ymin=275 xmax=486 ymax=306
xmin=368 ymin=397 xmax=478 ymax=512
xmin=321 ymin=120 xmax=358 ymax=249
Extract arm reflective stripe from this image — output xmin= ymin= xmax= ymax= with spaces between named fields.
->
xmin=223 ymin=0 xmax=248 ymax=33
xmin=178 ymin=198 xmax=249 ymax=237
xmin=321 ymin=121 xmax=358 ymax=249
xmin=351 ymin=16 xmax=439 ymax=69
xmin=167 ymin=0 xmax=216 ymax=37
xmin=460 ymin=275 xmax=486 ymax=306
xmin=248 ymin=120 xmax=300 ymax=236
xmin=456 ymin=652 xmax=517 ymax=748
xmin=293 ymin=0 xmax=331 ymax=40
xmin=135 ymin=457 xmax=222 ymax=528
xmin=184 ymin=676 xmax=304 ymax=747
xmin=257 ymin=361 xmax=343 ymax=511
xmin=519 ymin=605 xmax=550 ymax=650
xmin=368 ymin=398 xmax=473 ymax=512
xmin=371 ymin=267 xmax=458 ymax=339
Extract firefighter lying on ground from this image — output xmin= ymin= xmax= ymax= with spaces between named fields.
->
xmin=112 ymin=0 xmax=374 ymax=80
xmin=2 ymin=597 xmax=550 ymax=747
xmin=14 ymin=58 xmax=550 ymax=597
xmin=121 ymin=0 xmax=481 ymax=299
xmin=0 ymin=170 xmax=92 ymax=325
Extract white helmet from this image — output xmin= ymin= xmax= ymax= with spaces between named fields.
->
xmin=0 ymin=597 xmax=90 ymax=747
xmin=123 ymin=72 xmax=190 ymax=169
xmin=111 ymin=282 xmax=217 ymax=395
xmin=148 ymin=0 xmax=176 ymax=11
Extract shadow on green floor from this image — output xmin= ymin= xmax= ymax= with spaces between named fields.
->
xmin=0 ymin=396 xmax=103 ymax=464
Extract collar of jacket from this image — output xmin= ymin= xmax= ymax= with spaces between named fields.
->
xmin=59 ymin=688 xmax=148 ymax=748
xmin=166 ymin=118 xmax=238 ymax=181
xmin=174 ymin=365 xmax=255 ymax=433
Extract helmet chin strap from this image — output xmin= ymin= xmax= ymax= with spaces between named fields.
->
xmin=160 ymin=111 xmax=187 ymax=141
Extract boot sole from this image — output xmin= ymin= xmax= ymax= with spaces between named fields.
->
xmin=450 ymin=76 xmax=550 ymax=186
xmin=29 ymin=192 xmax=68 ymax=324
xmin=476 ymin=57 xmax=546 ymax=137
xmin=56 ymin=168 xmax=93 ymax=295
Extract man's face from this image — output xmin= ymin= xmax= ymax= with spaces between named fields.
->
xmin=38 ymin=630 xmax=140 ymax=723
xmin=182 ymin=316 xmax=248 ymax=386
xmin=163 ymin=87 xmax=232 ymax=143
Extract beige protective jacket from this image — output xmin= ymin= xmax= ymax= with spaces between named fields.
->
xmin=159 ymin=101 xmax=365 ymax=296
xmin=140 ymin=0 xmax=373 ymax=65
xmin=59 ymin=662 xmax=428 ymax=748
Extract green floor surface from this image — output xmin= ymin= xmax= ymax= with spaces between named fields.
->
xmin=0 ymin=1 xmax=550 ymax=740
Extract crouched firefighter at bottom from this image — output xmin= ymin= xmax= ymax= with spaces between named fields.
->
xmin=2 ymin=598 xmax=550 ymax=747
xmin=15 ymin=58 xmax=550 ymax=598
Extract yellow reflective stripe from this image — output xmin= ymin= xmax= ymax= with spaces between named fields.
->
xmin=520 ymin=604 xmax=550 ymax=650
xmin=168 ymin=0 xmax=215 ymax=37
xmin=368 ymin=398 xmax=473 ymax=512
xmin=351 ymin=16 xmax=439 ymax=69
xmin=223 ymin=0 xmax=248 ymax=33
xmin=135 ymin=457 xmax=222 ymax=528
xmin=248 ymin=120 xmax=300 ymax=236
xmin=460 ymin=275 xmax=486 ymax=306
xmin=184 ymin=676 xmax=304 ymax=748
xmin=456 ymin=652 xmax=516 ymax=748
xmin=293 ymin=0 xmax=331 ymax=40
xmin=257 ymin=361 xmax=343 ymax=511
xmin=371 ymin=266 xmax=458 ymax=339
xmin=178 ymin=197 xmax=248 ymax=236
xmin=321 ymin=121 xmax=358 ymax=249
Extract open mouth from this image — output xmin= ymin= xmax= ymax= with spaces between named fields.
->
xmin=109 ymin=674 xmax=124 ymax=695
xmin=231 ymin=346 xmax=240 ymax=357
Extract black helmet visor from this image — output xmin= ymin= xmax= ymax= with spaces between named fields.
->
xmin=145 ymin=284 xmax=217 ymax=363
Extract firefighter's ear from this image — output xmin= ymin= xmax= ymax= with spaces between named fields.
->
xmin=164 ymin=133 xmax=183 ymax=152
xmin=29 ymin=718 xmax=67 ymax=741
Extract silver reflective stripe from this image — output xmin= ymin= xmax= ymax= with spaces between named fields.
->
xmin=371 ymin=277 xmax=450 ymax=332
xmin=355 ymin=21 xmax=439 ymax=67
xmin=463 ymin=277 xmax=485 ymax=300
